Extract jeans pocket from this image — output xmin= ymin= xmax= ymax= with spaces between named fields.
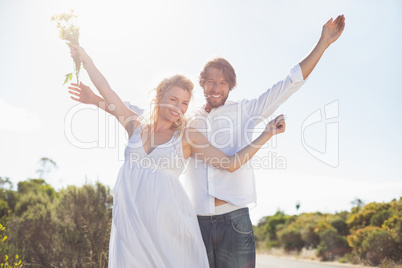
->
xmin=231 ymin=216 xmax=253 ymax=235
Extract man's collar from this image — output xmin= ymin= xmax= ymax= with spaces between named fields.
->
xmin=196 ymin=100 xmax=235 ymax=115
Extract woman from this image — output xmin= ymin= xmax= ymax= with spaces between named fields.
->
xmin=69 ymin=44 xmax=286 ymax=267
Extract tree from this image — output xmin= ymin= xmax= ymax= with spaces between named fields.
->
xmin=296 ymin=201 xmax=301 ymax=211
xmin=0 ymin=223 xmax=23 ymax=267
xmin=351 ymin=198 xmax=364 ymax=209
xmin=11 ymin=190 xmax=59 ymax=266
xmin=9 ymin=179 xmax=113 ymax=267
xmin=36 ymin=157 xmax=57 ymax=179
xmin=53 ymin=182 xmax=112 ymax=267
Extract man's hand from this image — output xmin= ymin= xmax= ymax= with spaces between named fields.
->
xmin=265 ymin=114 xmax=286 ymax=135
xmin=320 ymin=15 xmax=346 ymax=47
xmin=68 ymin=82 xmax=98 ymax=105
xmin=299 ymin=15 xmax=346 ymax=79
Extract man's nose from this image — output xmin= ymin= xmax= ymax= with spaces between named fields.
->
xmin=212 ymin=82 xmax=222 ymax=91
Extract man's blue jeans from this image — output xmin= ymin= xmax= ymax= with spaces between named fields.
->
xmin=197 ymin=208 xmax=256 ymax=268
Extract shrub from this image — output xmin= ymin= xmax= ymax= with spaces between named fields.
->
xmin=348 ymin=226 xmax=400 ymax=266
xmin=331 ymin=216 xmax=349 ymax=236
xmin=302 ymin=227 xmax=320 ymax=249
xmin=279 ymin=228 xmax=304 ymax=253
xmin=0 ymin=223 xmax=23 ymax=267
xmin=362 ymin=228 xmax=399 ymax=266
xmin=262 ymin=211 xmax=290 ymax=248
xmin=347 ymin=202 xmax=391 ymax=231
xmin=317 ymin=228 xmax=350 ymax=261
xmin=371 ymin=209 xmax=392 ymax=227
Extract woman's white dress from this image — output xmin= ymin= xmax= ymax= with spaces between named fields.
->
xmin=108 ymin=125 xmax=209 ymax=267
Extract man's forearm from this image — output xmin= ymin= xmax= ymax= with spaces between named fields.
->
xmin=299 ymin=15 xmax=345 ymax=80
xmin=299 ymin=38 xmax=330 ymax=80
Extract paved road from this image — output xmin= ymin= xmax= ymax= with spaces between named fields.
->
xmin=256 ymin=254 xmax=368 ymax=268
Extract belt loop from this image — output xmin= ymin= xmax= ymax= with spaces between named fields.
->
xmin=224 ymin=212 xmax=231 ymax=225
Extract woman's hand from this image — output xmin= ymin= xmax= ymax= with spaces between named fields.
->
xmin=265 ymin=114 xmax=286 ymax=135
xmin=70 ymin=44 xmax=90 ymax=64
xmin=68 ymin=82 xmax=98 ymax=105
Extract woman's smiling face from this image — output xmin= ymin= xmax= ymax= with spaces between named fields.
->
xmin=158 ymin=86 xmax=191 ymax=123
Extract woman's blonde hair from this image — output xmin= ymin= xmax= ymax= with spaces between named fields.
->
xmin=146 ymin=74 xmax=194 ymax=135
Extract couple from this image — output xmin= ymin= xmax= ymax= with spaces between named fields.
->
xmin=68 ymin=15 xmax=345 ymax=268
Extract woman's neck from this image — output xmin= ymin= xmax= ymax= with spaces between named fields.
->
xmin=153 ymin=118 xmax=175 ymax=132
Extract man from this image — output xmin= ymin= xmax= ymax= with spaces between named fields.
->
xmin=183 ymin=15 xmax=345 ymax=268
xmin=68 ymin=15 xmax=345 ymax=267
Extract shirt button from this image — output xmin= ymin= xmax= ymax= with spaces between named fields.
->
xmin=143 ymin=157 xmax=150 ymax=166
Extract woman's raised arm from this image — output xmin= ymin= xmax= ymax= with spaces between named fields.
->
xmin=70 ymin=44 xmax=139 ymax=136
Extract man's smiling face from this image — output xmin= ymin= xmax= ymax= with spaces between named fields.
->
xmin=202 ymin=67 xmax=230 ymax=112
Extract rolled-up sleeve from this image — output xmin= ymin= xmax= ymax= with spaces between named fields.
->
xmin=241 ymin=64 xmax=306 ymax=125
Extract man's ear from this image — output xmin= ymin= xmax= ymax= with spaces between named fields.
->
xmin=199 ymin=79 xmax=205 ymax=88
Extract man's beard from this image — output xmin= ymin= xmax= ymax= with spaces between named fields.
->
xmin=206 ymin=94 xmax=228 ymax=109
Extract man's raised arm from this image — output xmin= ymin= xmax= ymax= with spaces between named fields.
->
xmin=300 ymin=15 xmax=345 ymax=79
xmin=243 ymin=15 xmax=345 ymax=123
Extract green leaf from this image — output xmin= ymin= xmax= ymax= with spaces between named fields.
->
xmin=63 ymin=73 xmax=73 ymax=85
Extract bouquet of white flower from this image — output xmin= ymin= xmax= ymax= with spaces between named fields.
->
xmin=51 ymin=9 xmax=81 ymax=85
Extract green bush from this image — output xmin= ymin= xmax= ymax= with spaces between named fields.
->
xmin=261 ymin=211 xmax=290 ymax=248
xmin=371 ymin=209 xmax=392 ymax=227
xmin=362 ymin=228 xmax=399 ymax=266
xmin=331 ymin=215 xmax=349 ymax=236
xmin=0 ymin=223 xmax=23 ymax=267
xmin=6 ymin=179 xmax=112 ymax=267
xmin=302 ymin=226 xmax=320 ymax=249
xmin=317 ymin=228 xmax=350 ymax=261
xmin=278 ymin=228 xmax=304 ymax=253
xmin=347 ymin=202 xmax=391 ymax=231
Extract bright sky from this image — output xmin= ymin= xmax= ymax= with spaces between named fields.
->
xmin=1 ymin=0 xmax=401 ymax=224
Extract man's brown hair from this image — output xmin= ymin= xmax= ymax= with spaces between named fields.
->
xmin=199 ymin=57 xmax=237 ymax=91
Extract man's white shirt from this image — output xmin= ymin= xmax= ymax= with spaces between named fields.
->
xmin=125 ymin=64 xmax=306 ymax=215
xmin=184 ymin=64 xmax=306 ymax=215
